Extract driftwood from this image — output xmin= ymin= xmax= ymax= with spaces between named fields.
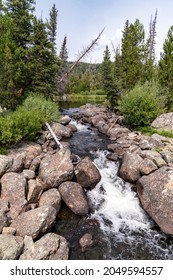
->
xmin=45 ymin=122 xmax=63 ymax=149
xmin=45 ymin=122 xmax=81 ymax=164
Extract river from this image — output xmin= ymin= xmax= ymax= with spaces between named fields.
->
xmin=55 ymin=106 xmax=173 ymax=260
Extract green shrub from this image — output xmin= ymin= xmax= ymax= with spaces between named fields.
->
xmin=118 ymin=81 xmax=165 ymax=128
xmin=0 ymin=93 xmax=60 ymax=146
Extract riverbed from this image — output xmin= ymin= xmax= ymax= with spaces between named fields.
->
xmin=55 ymin=106 xmax=173 ymax=260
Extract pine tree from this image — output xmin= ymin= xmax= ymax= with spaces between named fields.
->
xmin=57 ymin=35 xmax=69 ymax=94
xmin=142 ymin=10 xmax=158 ymax=82
xmin=121 ymin=19 xmax=145 ymax=90
xmin=0 ymin=0 xmax=35 ymax=109
xmin=159 ymin=25 xmax=173 ymax=110
xmin=102 ymin=45 xmax=119 ymax=109
xmin=113 ymin=46 xmax=123 ymax=93
xmin=29 ymin=17 xmax=57 ymax=97
xmin=46 ymin=3 xmax=58 ymax=53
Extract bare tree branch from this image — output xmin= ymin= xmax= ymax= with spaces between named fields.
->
xmin=57 ymin=28 xmax=105 ymax=85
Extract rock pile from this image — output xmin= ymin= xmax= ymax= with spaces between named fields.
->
xmin=0 ymin=116 xmax=101 ymax=259
xmin=79 ymin=104 xmax=173 ymax=237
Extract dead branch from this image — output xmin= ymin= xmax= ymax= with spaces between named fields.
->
xmin=57 ymin=28 xmax=105 ymax=84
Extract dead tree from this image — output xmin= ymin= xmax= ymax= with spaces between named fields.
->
xmin=57 ymin=28 xmax=105 ymax=87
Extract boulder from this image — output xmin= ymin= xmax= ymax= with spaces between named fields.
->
xmin=0 ymin=199 xmax=9 ymax=213
xmin=139 ymin=158 xmax=158 ymax=175
xmin=51 ymin=122 xmax=72 ymax=138
xmin=60 ymin=115 xmax=71 ymax=125
xmin=75 ymin=157 xmax=101 ymax=188
xmin=8 ymin=142 xmax=42 ymax=169
xmin=0 ymin=210 xmax=9 ymax=233
xmin=59 ymin=181 xmax=89 ymax=215
xmin=81 ymin=104 xmax=108 ymax=118
xmin=118 ymin=152 xmax=143 ymax=183
xmin=19 ymin=233 xmax=69 ymax=260
xmin=1 ymin=172 xmax=28 ymax=219
xmin=151 ymin=112 xmax=173 ymax=131
xmin=39 ymin=188 xmax=61 ymax=213
xmin=39 ymin=148 xmax=74 ymax=189
xmin=137 ymin=167 xmax=173 ymax=235
xmin=2 ymin=227 xmax=16 ymax=235
xmin=66 ymin=123 xmax=77 ymax=132
xmin=11 ymin=206 xmax=57 ymax=239
xmin=140 ymin=150 xmax=166 ymax=168
xmin=89 ymin=114 xmax=108 ymax=127
xmin=23 ymin=235 xmax=34 ymax=252
xmin=27 ymin=179 xmax=42 ymax=203
xmin=0 ymin=155 xmax=13 ymax=178
xmin=22 ymin=169 xmax=36 ymax=180
xmin=0 ymin=234 xmax=23 ymax=260
xmin=161 ymin=151 xmax=173 ymax=165
xmin=107 ymin=126 xmax=130 ymax=140
xmin=8 ymin=154 xmax=25 ymax=173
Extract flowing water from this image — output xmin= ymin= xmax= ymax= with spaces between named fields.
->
xmin=56 ymin=107 xmax=173 ymax=260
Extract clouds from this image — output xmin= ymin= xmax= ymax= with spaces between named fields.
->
xmin=35 ymin=0 xmax=173 ymax=63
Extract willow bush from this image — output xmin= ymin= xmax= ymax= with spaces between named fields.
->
xmin=0 ymin=93 xmax=60 ymax=146
xmin=118 ymin=81 xmax=165 ymax=128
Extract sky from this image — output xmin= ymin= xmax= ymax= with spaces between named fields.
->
xmin=35 ymin=0 xmax=173 ymax=63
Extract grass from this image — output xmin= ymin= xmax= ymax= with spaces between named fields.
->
xmin=137 ymin=126 xmax=173 ymax=138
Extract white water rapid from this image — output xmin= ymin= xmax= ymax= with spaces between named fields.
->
xmin=69 ymin=119 xmax=173 ymax=259
xmin=87 ymin=150 xmax=173 ymax=259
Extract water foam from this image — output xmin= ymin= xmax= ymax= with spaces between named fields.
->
xmin=70 ymin=119 xmax=89 ymax=132
xmin=88 ymin=150 xmax=151 ymax=234
xmin=87 ymin=150 xmax=173 ymax=259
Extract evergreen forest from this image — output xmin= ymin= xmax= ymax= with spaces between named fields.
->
xmin=0 ymin=1 xmax=173 ymax=148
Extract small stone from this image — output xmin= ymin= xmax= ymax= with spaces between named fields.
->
xmin=79 ymin=233 xmax=94 ymax=252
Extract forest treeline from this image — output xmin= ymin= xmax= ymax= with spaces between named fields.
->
xmin=0 ymin=1 xmax=173 ymax=132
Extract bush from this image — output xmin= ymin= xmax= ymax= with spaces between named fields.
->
xmin=118 ymin=81 xmax=165 ymax=128
xmin=0 ymin=94 xmax=60 ymax=146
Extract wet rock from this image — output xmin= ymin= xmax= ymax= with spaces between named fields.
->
xmin=0 ymin=210 xmax=9 ymax=233
xmin=140 ymin=150 xmax=166 ymax=168
xmin=137 ymin=166 xmax=173 ymax=235
xmin=75 ymin=157 xmax=101 ymax=188
xmin=51 ymin=122 xmax=72 ymax=138
xmin=151 ymin=112 xmax=173 ymax=131
xmin=1 ymin=172 xmax=28 ymax=219
xmin=0 ymin=155 xmax=13 ymax=178
xmin=60 ymin=115 xmax=71 ymax=125
xmin=59 ymin=181 xmax=89 ymax=215
xmin=66 ymin=123 xmax=77 ymax=133
xmin=19 ymin=233 xmax=69 ymax=260
xmin=27 ymin=179 xmax=42 ymax=203
xmin=106 ymin=153 xmax=118 ymax=161
xmin=0 ymin=234 xmax=23 ymax=260
xmin=118 ymin=152 xmax=143 ymax=183
xmin=39 ymin=148 xmax=74 ymax=189
xmin=11 ymin=206 xmax=57 ymax=239
xmin=139 ymin=158 xmax=158 ymax=175
xmin=79 ymin=233 xmax=94 ymax=252
xmin=39 ymin=188 xmax=61 ymax=213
